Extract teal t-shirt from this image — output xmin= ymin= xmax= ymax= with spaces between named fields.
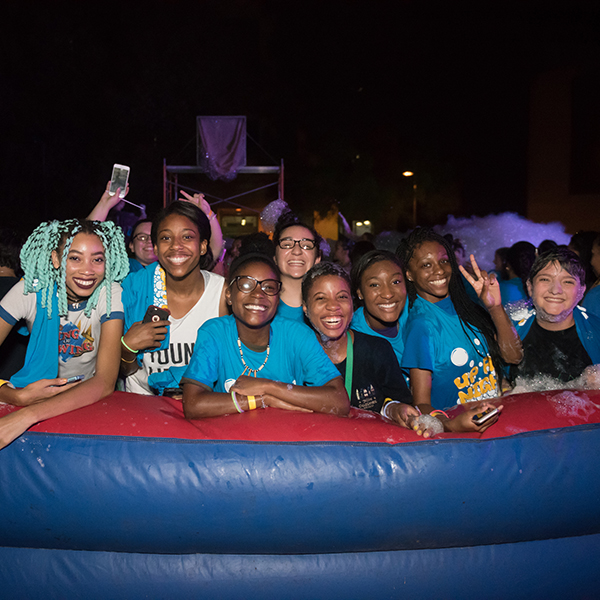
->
xmin=182 ymin=314 xmax=340 ymax=392
xmin=402 ymin=296 xmax=499 ymax=409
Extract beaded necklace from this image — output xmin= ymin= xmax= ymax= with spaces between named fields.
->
xmin=237 ymin=337 xmax=270 ymax=377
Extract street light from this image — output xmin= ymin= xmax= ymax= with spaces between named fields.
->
xmin=403 ymin=171 xmax=417 ymax=227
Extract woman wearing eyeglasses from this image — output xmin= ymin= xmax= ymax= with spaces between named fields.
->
xmin=272 ymin=212 xmax=322 ymax=323
xmin=181 ymin=252 xmax=349 ymax=418
xmin=127 ymin=219 xmax=158 ymax=272
xmin=120 ymin=201 xmax=228 ymax=395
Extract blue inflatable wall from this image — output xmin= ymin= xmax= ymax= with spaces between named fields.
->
xmin=1 ymin=390 xmax=600 ymax=599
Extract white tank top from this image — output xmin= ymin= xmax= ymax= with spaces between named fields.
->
xmin=126 ymin=270 xmax=224 ymax=395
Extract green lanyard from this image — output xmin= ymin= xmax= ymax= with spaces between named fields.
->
xmin=344 ymin=331 xmax=354 ymax=398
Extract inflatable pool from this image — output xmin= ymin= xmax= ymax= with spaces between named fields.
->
xmin=1 ymin=389 xmax=600 ymax=599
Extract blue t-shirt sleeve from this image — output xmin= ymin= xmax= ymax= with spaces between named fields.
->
xmin=182 ymin=322 xmax=221 ymax=389
xmin=401 ymin=318 xmax=435 ymax=372
xmin=290 ymin=323 xmax=340 ymax=386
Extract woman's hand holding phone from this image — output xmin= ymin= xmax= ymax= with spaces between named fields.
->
xmin=124 ymin=319 xmax=169 ymax=353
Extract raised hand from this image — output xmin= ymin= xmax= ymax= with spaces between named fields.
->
xmin=459 ymin=254 xmax=502 ymax=309
xmin=179 ymin=191 xmax=212 ymax=216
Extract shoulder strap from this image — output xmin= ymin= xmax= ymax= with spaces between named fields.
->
xmin=344 ymin=331 xmax=354 ymax=398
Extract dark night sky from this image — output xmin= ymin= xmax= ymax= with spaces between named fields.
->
xmin=2 ymin=1 xmax=600 ymax=235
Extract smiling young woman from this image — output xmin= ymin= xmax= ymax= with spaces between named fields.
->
xmin=120 ymin=201 xmax=228 ymax=395
xmin=510 ymin=247 xmax=600 ymax=384
xmin=397 ymin=227 xmax=522 ymax=433
xmin=349 ymin=250 xmax=409 ymax=367
xmin=127 ymin=219 xmax=157 ymax=272
xmin=181 ymin=253 xmax=349 ymax=419
xmin=0 ymin=219 xmax=129 ymax=449
xmin=302 ymin=262 xmax=415 ymax=427
xmin=272 ymin=213 xmax=322 ymax=323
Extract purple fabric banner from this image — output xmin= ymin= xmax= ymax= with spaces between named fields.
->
xmin=197 ymin=116 xmax=247 ymax=181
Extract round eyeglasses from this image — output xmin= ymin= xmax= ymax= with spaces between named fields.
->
xmin=133 ymin=234 xmax=152 ymax=243
xmin=277 ymin=238 xmax=316 ymax=251
xmin=230 ymin=276 xmax=282 ymax=296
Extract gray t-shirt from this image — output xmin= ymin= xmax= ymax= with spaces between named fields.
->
xmin=0 ymin=280 xmax=124 ymax=381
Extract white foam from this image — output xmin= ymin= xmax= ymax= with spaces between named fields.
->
xmin=416 ymin=414 xmax=444 ymax=436
xmin=374 ymin=212 xmax=570 ymax=270
xmin=511 ymin=365 xmax=600 ymax=394
xmin=548 ymin=390 xmax=597 ymax=421
xmin=434 ymin=213 xmax=570 ymax=271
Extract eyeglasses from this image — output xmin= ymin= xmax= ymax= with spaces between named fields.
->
xmin=230 ymin=276 xmax=282 ymax=296
xmin=277 ymin=238 xmax=316 ymax=251
xmin=133 ymin=234 xmax=152 ymax=243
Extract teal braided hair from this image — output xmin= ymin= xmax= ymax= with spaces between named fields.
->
xmin=20 ymin=219 xmax=130 ymax=319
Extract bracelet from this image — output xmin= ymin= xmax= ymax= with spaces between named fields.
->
xmin=121 ymin=356 xmax=138 ymax=364
xmin=121 ymin=336 xmax=138 ymax=354
xmin=0 ymin=379 xmax=11 ymax=389
xmin=247 ymin=395 xmax=257 ymax=411
xmin=381 ymin=398 xmax=401 ymax=420
xmin=430 ymin=409 xmax=450 ymax=419
xmin=231 ymin=390 xmax=244 ymax=413
xmin=260 ymin=395 xmax=266 ymax=409
xmin=208 ymin=211 xmax=217 ymax=221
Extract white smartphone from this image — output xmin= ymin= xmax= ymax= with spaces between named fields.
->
xmin=472 ymin=407 xmax=499 ymax=426
xmin=109 ymin=164 xmax=130 ymax=198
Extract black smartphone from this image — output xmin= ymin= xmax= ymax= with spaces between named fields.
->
xmin=163 ymin=387 xmax=183 ymax=399
xmin=143 ymin=305 xmax=171 ymax=324
xmin=472 ymin=407 xmax=499 ymax=426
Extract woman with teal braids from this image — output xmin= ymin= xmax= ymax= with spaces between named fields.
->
xmin=0 ymin=219 xmax=129 ymax=449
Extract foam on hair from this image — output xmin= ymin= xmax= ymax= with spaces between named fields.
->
xmin=528 ymin=247 xmax=586 ymax=286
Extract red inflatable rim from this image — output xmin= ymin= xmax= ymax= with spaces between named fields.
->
xmin=2 ymin=388 xmax=600 ymax=444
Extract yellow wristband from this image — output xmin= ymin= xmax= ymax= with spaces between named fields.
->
xmin=247 ymin=395 xmax=257 ymax=410
xmin=0 ymin=379 xmax=10 ymax=389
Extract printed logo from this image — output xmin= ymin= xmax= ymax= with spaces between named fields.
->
xmin=59 ymin=322 xmax=94 ymax=362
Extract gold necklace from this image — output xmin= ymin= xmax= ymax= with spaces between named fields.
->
xmin=237 ymin=337 xmax=270 ymax=377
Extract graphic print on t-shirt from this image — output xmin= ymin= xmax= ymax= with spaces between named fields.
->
xmin=146 ymin=342 xmax=196 ymax=374
xmin=59 ymin=321 xmax=94 ymax=362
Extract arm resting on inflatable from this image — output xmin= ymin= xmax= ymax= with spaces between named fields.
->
xmin=183 ymin=376 xmax=350 ymax=419
xmin=408 ymin=367 xmax=502 ymax=434
xmin=0 ymin=318 xmax=82 ymax=406
xmin=232 ymin=375 xmax=350 ymax=416
xmin=0 ymin=319 xmax=123 ymax=450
